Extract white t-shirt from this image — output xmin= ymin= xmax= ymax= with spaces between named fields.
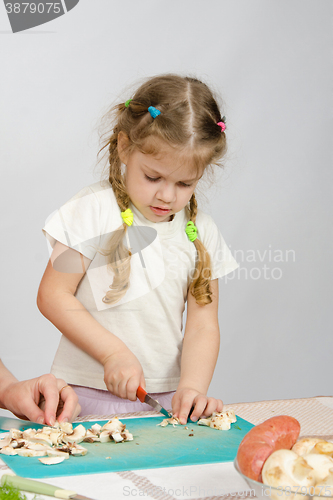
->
xmin=43 ymin=181 xmax=238 ymax=392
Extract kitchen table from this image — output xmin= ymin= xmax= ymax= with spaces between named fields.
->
xmin=1 ymin=396 xmax=332 ymax=500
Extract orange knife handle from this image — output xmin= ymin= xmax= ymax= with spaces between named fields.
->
xmin=137 ymin=386 xmax=147 ymax=403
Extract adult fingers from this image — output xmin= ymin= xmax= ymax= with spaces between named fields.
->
xmin=37 ymin=374 xmax=61 ymax=426
xmin=56 ymin=383 xmax=81 ymax=423
xmin=16 ymin=395 xmax=46 ymax=424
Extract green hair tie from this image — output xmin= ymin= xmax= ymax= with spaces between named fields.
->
xmin=185 ymin=221 xmax=198 ymax=242
xmin=121 ymin=208 xmax=134 ymax=226
xmin=125 ymin=99 xmax=132 ymax=108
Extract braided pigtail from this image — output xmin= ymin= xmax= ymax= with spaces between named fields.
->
xmin=101 ymin=133 xmax=132 ymax=305
xmin=187 ymin=194 xmax=213 ymax=305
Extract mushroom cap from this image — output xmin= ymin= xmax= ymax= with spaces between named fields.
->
xmin=302 ymin=453 xmax=333 ymax=483
xmin=262 ymin=449 xmax=316 ymax=489
xmin=292 ymin=438 xmax=327 ymax=456
xmin=314 ymin=472 xmax=333 ymax=496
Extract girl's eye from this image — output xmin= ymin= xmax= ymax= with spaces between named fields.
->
xmin=145 ymin=175 xmax=160 ymax=182
xmin=145 ymin=174 xmax=192 ymax=187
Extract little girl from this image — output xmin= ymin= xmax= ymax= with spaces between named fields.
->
xmin=38 ymin=74 xmax=238 ymax=424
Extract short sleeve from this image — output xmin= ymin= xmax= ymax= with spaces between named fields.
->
xmin=196 ymin=211 xmax=239 ymax=280
xmin=42 ymin=185 xmax=102 ymax=260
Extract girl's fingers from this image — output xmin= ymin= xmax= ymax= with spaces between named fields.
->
xmin=216 ymin=398 xmax=224 ymax=413
xmin=117 ymin=378 xmax=130 ymax=399
xmin=178 ymin=396 xmax=197 ymax=424
xmin=201 ymin=397 xmax=220 ymax=418
xmin=126 ymin=376 xmax=140 ymax=402
xmin=189 ymin=395 xmax=208 ymax=422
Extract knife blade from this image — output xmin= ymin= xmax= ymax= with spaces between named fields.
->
xmin=136 ymin=386 xmax=172 ymax=418
xmin=1 ymin=474 xmax=95 ymax=500
xmin=0 ymin=416 xmax=42 ymax=432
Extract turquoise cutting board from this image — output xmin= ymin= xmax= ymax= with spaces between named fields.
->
xmin=0 ymin=416 xmax=254 ymax=478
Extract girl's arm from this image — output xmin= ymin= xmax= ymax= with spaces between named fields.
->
xmin=0 ymin=360 xmax=80 ymax=424
xmin=37 ymin=242 xmax=145 ymax=401
xmin=172 ymin=279 xmax=223 ymax=424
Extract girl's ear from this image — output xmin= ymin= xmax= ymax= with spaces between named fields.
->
xmin=117 ymin=131 xmax=130 ymax=164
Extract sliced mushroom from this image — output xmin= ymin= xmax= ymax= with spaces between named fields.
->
xmin=198 ymin=410 xmax=237 ymax=430
xmin=9 ymin=429 xmax=23 ymax=440
xmin=56 ymin=442 xmax=87 ymax=456
xmin=2 ymin=418 xmax=132 ymax=464
xmin=83 ymin=429 xmax=101 ymax=442
xmin=0 ymin=435 xmax=12 ymax=449
xmin=101 ymin=418 xmax=126 ymax=434
xmin=25 ymin=442 xmax=52 ymax=453
xmin=10 ymin=439 xmax=26 ymax=449
xmin=121 ymin=429 xmax=133 ymax=442
xmin=99 ymin=430 xmax=111 ymax=443
xmin=17 ymin=448 xmax=47 ymax=457
xmin=46 ymin=449 xmax=69 ymax=459
xmin=158 ymin=417 xmax=180 ymax=427
xmin=90 ymin=423 xmax=101 ymax=434
xmin=110 ymin=431 xmax=124 ymax=443
xmin=59 ymin=421 xmax=73 ymax=435
xmin=62 ymin=424 xmax=86 ymax=444
xmin=69 ymin=444 xmax=88 ymax=456
xmin=39 ymin=456 xmax=67 ymax=465
xmin=0 ymin=446 xmax=18 ymax=456
xmin=22 ymin=428 xmax=37 ymax=440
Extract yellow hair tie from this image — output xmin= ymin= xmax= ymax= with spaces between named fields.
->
xmin=185 ymin=221 xmax=197 ymax=242
xmin=121 ymin=208 xmax=133 ymax=226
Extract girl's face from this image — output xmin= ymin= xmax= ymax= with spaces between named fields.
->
xmin=120 ymin=137 xmax=202 ymax=223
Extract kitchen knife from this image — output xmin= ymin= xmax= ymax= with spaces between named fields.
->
xmin=137 ymin=386 xmax=172 ymax=418
xmin=1 ymin=474 xmax=95 ymax=500
xmin=0 ymin=416 xmax=41 ymax=432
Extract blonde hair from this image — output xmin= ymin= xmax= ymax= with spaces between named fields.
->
xmin=100 ymin=74 xmax=227 ymax=306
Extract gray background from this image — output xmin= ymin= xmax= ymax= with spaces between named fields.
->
xmin=0 ymin=0 xmax=331 ymax=416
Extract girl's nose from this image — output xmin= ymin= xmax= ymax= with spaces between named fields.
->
xmin=156 ymin=182 xmax=176 ymax=203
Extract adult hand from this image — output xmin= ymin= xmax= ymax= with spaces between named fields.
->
xmin=1 ymin=373 xmax=81 ymax=425
xmin=172 ymin=387 xmax=223 ymax=425
xmin=103 ymin=348 xmax=145 ymax=402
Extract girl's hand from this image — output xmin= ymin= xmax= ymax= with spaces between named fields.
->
xmin=172 ymin=387 xmax=223 ymax=425
xmin=103 ymin=348 xmax=145 ymax=402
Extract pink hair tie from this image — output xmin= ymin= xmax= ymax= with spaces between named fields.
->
xmin=217 ymin=121 xmax=226 ymax=132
